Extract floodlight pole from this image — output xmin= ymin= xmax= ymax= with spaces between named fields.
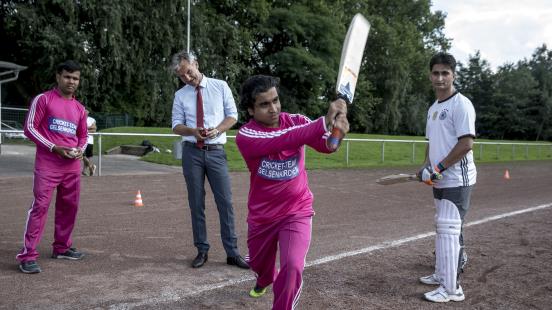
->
xmin=0 ymin=61 xmax=27 ymax=154
xmin=187 ymin=0 xmax=191 ymax=53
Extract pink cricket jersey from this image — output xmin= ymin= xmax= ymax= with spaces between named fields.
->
xmin=24 ymin=88 xmax=88 ymax=172
xmin=236 ymin=113 xmax=332 ymax=225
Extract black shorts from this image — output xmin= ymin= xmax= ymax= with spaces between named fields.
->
xmin=84 ymin=144 xmax=94 ymax=158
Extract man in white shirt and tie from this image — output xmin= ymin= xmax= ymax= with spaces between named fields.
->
xmin=170 ymin=50 xmax=248 ymax=270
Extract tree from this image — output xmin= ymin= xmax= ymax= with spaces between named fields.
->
xmin=247 ymin=2 xmax=343 ymax=118
xmin=528 ymin=45 xmax=552 ymax=141
xmin=355 ymin=0 xmax=448 ymax=134
xmin=492 ymin=63 xmax=538 ymax=140
xmin=0 ymin=0 xmax=453 ymax=133
xmin=1 ymin=0 xmax=188 ymax=126
xmin=455 ymin=51 xmax=495 ymax=138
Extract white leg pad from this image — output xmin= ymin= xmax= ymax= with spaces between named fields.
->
xmin=434 ymin=199 xmax=461 ymax=293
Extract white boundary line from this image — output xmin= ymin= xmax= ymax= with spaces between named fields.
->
xmin=110 ymin=202 xmax=552 ymax=309
xmin=308 ymin=202 xmax=552 ymax=267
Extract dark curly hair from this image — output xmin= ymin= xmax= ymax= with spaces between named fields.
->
xmin=239 ymin=75 xmax=280 ymax=111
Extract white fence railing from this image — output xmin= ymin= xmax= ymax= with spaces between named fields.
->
xmin=2 ymin=130 xmax=552 ymax=176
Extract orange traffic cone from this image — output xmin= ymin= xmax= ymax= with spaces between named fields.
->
xmin=134 ymin=190 xmax=144 ymax=207
xmin=503 ymin=169 xmax=510 ymax=180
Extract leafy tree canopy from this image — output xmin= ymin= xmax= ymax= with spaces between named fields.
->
xmin=1 ymin=0 xmax=550 ymax=140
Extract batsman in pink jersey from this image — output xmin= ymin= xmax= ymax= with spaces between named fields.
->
xmin=236 ymin=75 xmax=349 ymax=310
xmin=16 ymin=60 xmax=88 ymax=274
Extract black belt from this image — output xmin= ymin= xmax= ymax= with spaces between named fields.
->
xmin=184 ymin=141 xmax=224 ymax=151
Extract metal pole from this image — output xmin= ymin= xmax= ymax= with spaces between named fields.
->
xmin=411 ymin=142 xmax=415 ymax=163
xmin=346 ymin=141 xmax=349 ymax=166
xmin=98 ymin=134 xmax=102 ymax=176
xmin=187 ymin=0 xmax=191 ymax=53
xmin=381 ymin=141 xmax=385 ymax=163
xmin=479 ymin=143 xmax=483 ymax=160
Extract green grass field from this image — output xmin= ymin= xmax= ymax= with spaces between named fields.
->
xmin=93 ymin=127 xmax=552 ymax=171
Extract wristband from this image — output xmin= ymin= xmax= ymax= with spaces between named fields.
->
xmin=435 ymin=162 xmax=446 ymax=173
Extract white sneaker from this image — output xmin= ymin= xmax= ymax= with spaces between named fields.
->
xmin=419 ymin=274 xmax=440 ymax=285
xmin=424 ymin=285 xmax=465 ymax=303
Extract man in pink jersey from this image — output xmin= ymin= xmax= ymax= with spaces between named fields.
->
xmin=236 ymin=75 xmax=349 ymax=310
xmin=17 ymin=60 xmax=88 ymax=274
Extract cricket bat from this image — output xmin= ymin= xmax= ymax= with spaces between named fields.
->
xmin=376 ymin=172 xmax=443 ymax=185
xmin=328 ymin=13 xmax=371 ymax=150
xmin=376 ymin=174 xmax=419 ymax=185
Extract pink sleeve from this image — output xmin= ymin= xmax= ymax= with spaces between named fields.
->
xmin=236 ymin=117 xmax=327 ymax=159
xmin=24 ymin=94 xmax=55 ymax=151
xmin=77 ymin=109 xmax=88 ymax=150
xmin=291 ymin=114 xmax=332 ymax=154
xmin=306 ymin=133 xmax=332 ymax=153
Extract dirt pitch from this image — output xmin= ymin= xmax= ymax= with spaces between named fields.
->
xmin=1 ymin=161 xmax=551 ymax=309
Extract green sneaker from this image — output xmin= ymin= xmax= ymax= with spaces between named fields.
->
xmin=249 ymin=285 xmax=267 ymax=298
xmin=19 ymin=261 xmax=42 ymax=274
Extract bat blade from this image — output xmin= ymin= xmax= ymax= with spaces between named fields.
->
xmin=376 ymin=174 xmax=419 ymax=185
xmin=336 ymin=13 xmax=371 ymax=104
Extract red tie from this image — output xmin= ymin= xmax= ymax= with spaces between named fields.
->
xmin=196 ymin=86 xmax=204 ymax=149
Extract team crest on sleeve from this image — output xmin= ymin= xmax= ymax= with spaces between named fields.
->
xmin=257 ymin=156 xmax=300 ymax=181
xmin=439 ymin=109 xmax=448 ymax=120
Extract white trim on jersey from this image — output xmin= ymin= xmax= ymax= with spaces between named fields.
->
xmin=239 ymin=122 xmax=312 ymax=139
xmin=238 ymin=116 xmax=327 ymax=139
xmin=289 ymin=113 xmax=312 ymax=123
xmin=26 ymin=94 xmax=56 ymax=151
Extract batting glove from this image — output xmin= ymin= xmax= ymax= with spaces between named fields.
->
xmin=418 ymin=166 xmax=443 ymax=185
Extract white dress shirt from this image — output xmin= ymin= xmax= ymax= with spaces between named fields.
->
xmin=171 ymin=76 xmax=238 ymax=144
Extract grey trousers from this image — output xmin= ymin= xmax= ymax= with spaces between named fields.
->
xmin=181 ymin=142 xmax=239 ymax=257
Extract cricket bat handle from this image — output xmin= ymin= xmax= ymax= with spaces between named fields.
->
xmin=328 ymin=126 xmax=344 ymax=150
xmin=328 ymin=93 xmax=350 ymax=150
xmin=328 ymin=110 xmax=346 ymax=151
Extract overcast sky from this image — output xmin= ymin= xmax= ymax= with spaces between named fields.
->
xmin=431 ymin=0 xmax=552 ymax=70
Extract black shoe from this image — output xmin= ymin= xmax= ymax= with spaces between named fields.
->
xmin=227 ymin=255 xmax=250 ymax=269
xmin=192 ymin=252 xmax=208 ymax=268
xmin=52 ymin=248 xmax=84 ymax=260
xmin=19 ymin=261 xmax=42 ymax=274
